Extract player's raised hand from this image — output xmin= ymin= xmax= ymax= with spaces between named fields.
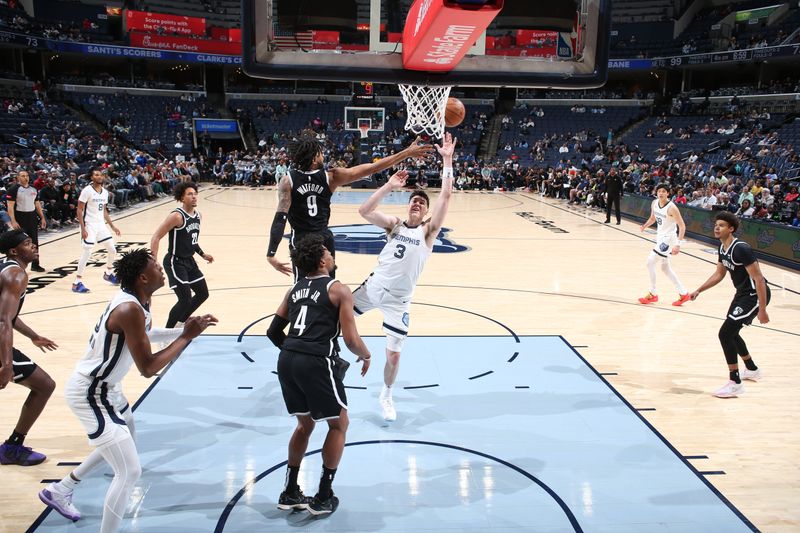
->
xmin=182 ymin=314 xmax=218 ymax=339
xmin=388 ymin=170 xmax=409 ymax=189
xmin=404 ymin=136 xmax=434 ymax=159
xmin=435 ymin=132 xmax=456 ymax=158
xmin=267 ymin=255 xmax=292 ymax=276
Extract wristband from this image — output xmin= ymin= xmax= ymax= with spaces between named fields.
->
xmin=442 ymin=166 xmax=453 ymax=179
xmin=678 ymin=240 xmax=686 ymax=245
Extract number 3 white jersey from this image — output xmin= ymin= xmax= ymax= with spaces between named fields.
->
xmin=78 ymin=185 xmax=109 ymax=227
xmin=74 ymin=290 xmax=152 ymax=385
xmin=652 ymin=199 xmax=678 ymax=239
xmin=370 ymin=222 xmax=432 ymax=298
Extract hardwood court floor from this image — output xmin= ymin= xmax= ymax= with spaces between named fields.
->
xmin=1 ymin=186 xmax=798 ymax=532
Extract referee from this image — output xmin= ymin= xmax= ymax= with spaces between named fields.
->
xmin=6 ymin=170 xmax=46 ymax=272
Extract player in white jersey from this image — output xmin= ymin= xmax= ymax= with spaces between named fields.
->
xmin=638 ymin=183 xmax=690 ymax=306
xmin=72 ymin=167 xmax=121 ymax=294
xmin=39 ymin=249 xmax=217 ymax=531
xmin=353 ymin=133 xmax=456 ymax=421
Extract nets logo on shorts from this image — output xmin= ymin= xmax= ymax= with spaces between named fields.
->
xmin=329 ymin=224 xmax=468 ymax=254
xmin=732 ymin=306 xmax=744 ymax=316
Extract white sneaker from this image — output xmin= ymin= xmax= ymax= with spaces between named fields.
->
xmin=39 ymin=483 xmax=81 ymax=521
xmin=713 ymin=380 xmax=745 ymax=398
xmin=380 ymin=395 xmax=396 ymax=422
xmin=741 ymin=368 xmax=762 ymax=382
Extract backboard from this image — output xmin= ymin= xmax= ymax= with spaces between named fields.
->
xmin=345 ymin=107 xmax=386 ymax=131
xmin=242 ymin=0 xmax=611 ymax=89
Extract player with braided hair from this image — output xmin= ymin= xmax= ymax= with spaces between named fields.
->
xmin=267 ymin=133 xmax=433 ymax=280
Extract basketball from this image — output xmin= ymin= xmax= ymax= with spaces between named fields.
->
xmin=445 ymin=97 xmax=466 ymax=127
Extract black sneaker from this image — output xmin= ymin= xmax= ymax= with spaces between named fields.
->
xmin=30 ymin=265 xmax=46 ymax=272
xmin=277 ymin=487 xmax=313 ymax=510
xmin=308 ymin=492 xmax=339 ymax=516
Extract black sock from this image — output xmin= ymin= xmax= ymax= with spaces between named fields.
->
xmin=6 ymin=431 xmax=25 ymax=446
xmin=730 ymin=370 xmax=741 ymax=384
xmin=743 ymin=358 xmax=758 ymax=371
xmin=318 ymin=466 xmax=337 ymax=500
xmin=285 ymin=465 xmax=300 ymax=491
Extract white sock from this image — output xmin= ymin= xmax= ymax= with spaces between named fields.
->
xmin=53 ymin=474 xmax=80 ymax=494
xmin=381 ymin=385 xmax=392 ymax=400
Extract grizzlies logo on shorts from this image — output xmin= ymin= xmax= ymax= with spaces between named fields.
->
xmin=402 ymin=312 xmax=410 ymax=327
xmin=659 ymin=242 xmax=670 ymax=253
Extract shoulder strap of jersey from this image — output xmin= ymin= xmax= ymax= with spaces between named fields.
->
xmin=0 ymin=259 xmax=21 ymax=273
xmin=172 ymin=208 xmax=188 ymax=229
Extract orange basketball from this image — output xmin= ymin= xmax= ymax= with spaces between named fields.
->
xmin=445 ymin=97 xmax=465 ymax=127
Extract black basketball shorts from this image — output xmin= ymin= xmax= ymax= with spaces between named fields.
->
xmin=11 ymin=348 xmax=38 ymax=383
xmin=726 ymin=286 xmax=771 ymax=325
xmin=277 ymin=350 xmax=347 ymax=421
xmin=164 ymin=254 xmax=204 ymax=289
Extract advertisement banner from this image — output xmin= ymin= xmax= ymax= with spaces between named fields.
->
xmin=622 ymin=195 xmax=800 ymax=269
xmin=194 ymin=119 xmax=238 ymax=133
xmin=129 ymin=31 xmax=241 ymax=55
xmin=125 ymin=10 xmax=205 ymax=36
xmin=47 ymin=40 xmax=242 ymax=64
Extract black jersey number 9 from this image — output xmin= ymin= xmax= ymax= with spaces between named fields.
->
xmin=394 ymin=244 xmax=406 ymax=259
xmin=307 ymin=195 xmax=318 ymax=217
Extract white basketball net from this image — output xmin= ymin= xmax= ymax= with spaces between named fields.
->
xmin=398 ymin=84 xmax=452 ymax=140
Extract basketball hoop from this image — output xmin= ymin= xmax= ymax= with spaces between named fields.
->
xmin=358 ymin=121 xmax=371 ymax=140
xmin=398 ymin=84 xmax=452 ymax=140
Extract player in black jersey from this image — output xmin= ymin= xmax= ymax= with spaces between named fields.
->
xmin=0 ymin=230 xmax=58 ymax=466
xmin=267 ymin=133 xmax=433 ymax=279
xmin=267 ymin=234 xmax=371 ymax=516
xmin=690 ymin=212 xmax=771 ymax=398
xmin=149 ymin=183 xmax=214 ymax=327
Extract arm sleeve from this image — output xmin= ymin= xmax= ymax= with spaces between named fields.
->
xmin=266 ymin=315 xmax=290 ymax=348
xmin=193 ymin=244 xmax=205 ymax=256
xmin=267 ymin=212 xmax=288 ymax=257
xmin=147 ymin=327 xmax=183 ymax=345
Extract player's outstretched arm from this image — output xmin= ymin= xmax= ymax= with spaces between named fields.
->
xmin=111 ymin=303 xmax=216 ymax=378
xmin=149 ymin=211 xmax=183 ymax=261
xmin=329 ymin=282 xmax=371 ymax=376
xmin=689 ymin=262 xmax=726 ymax=300
xmin=426 ymin=133 xmax=456 ymax=242
xmin=328 ymin=136 xmax=433 ymax=190
xmin=267 ymin=175 xmax=293 ymax=276
xmin=358 ymin=170 xmax=407 ymax=230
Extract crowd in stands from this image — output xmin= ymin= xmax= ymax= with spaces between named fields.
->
xmin=2 ymin=80 xmax=799 ymax=230
xmin=0 ymin=0 xmax=109 ymax=43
